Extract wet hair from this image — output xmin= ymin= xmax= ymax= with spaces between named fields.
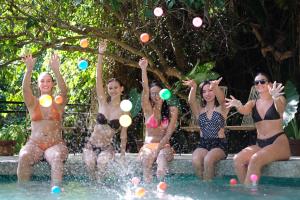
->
xmin=107 ymin=78 xmax=124 ymax=87
xmin=199 ymin=80 xmax=219 ymax=107
xmin=149 ymin=81 xmax=170 ymax=120
xmin=38 ymin=72 xmax=54 ymax=82
xmin=255 ymin=72 xmax=273 ymax=82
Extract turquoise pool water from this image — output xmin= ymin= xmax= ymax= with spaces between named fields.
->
xmin=1 ymin=175 xmax=300 ymax=200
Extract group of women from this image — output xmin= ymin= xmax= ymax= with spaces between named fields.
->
xmin=18 ymin=41 xmax=290 ymax=188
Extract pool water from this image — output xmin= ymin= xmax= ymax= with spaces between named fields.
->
xmin=1 ymin=175 xmax=300 ymax=200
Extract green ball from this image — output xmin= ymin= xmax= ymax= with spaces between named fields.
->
xmin=159 ymin=89 xmax=172 ymax=100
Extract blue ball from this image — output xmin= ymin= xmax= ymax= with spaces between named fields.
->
xmin=78 ymin=60 xmax=88 ymax=70
xmin=51 ymin=186 xmax=61 ymax=194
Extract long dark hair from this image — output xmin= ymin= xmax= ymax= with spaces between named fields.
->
xmin=149 ymin=81 xmax=170 ymax=120
xmin=199 ymin=80 xmax=219 ymax=107
xmin=255 ymin=72 xmax=273 ymax=83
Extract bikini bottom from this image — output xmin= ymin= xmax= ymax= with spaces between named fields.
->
xmin=256 ymin=132 xmax=285 ymax=148
xmin=198 ymin=137 xmax=228 ymax=157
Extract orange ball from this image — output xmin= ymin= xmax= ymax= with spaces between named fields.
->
xmin=135 ymin=187 xmax=146 ymax=198
xmin=54 ymin=95 xmax=63 ymax=104
xmin=140 ymin=33 xmax=150 ymax=43
xmin=80 ymin=39 xmax=89 ymax=48
xmin=157 ymin=181 xmax=168 ymax=192
xmin=39 ymin=95 xmax=52 ymax=107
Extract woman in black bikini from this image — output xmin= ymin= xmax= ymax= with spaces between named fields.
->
xmin=83 ymin=41 xmax=128 ymax=180
xmin=225 ymin=72 xmax=290 ymax=185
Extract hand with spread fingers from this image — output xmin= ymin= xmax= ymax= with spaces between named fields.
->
xmin=182 ymin=79 xmax=197 ymax=88
xmin=22 ymin=54 xmax=36 ymax=71
xmin=225 ymin=95 xmax=242 ymax=109
xmin=210 ymin=77 xmax=223 ymax=90
xmin=268 ymin=81 xmax=284 ymax=99
xmin=49 ymin=54 xmax=60 ymax=72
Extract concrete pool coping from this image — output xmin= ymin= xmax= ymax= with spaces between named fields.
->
xmin=1 ymin=154 xmax=300 ymax=178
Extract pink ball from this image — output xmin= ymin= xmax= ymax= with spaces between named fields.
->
xmin=131 ymin=177 xmax=140 ymax=186
xmin=154 ymin=7 xmax=163 ymax=17
xmin=192 ymin=17 xmax=203 ymax=27
xmin=229 ymin=178 xmax=237 ymax=186
xmin=250 ymin=174 xmax=258 ymax=182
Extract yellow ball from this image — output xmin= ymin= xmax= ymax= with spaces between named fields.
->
xmin=135 ymin=187 xmax=146 ymax=198
xmin=39 ymin=95 xmax=52 ymax=107
xmin=119 ymin=114 xmax=132 ymax=127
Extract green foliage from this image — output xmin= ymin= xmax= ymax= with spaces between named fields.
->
xmin=285 ymin=118 xmax=300 ymax=139
xmin=0 ymin=124 xmax=29 ymax=153
xmin=129 ymin=88 xmax=142 ymax=118
xmin=283 ymin=81 xmax=299 ymax=127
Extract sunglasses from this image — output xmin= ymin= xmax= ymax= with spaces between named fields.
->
xmin=254 ymin=79 xmax=268 ymax=85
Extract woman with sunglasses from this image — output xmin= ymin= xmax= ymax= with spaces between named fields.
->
xmin=225 ymin=72 xmax=290 ymax=185
xmin=138 ymin=58 xmax=178 ymax=183
xmin=183 ymin=78 xmax=229 ymax=180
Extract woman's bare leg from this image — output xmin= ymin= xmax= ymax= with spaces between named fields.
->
xmin=192 ymin=148 xmax=208 ymax=178
xmin=203 ymin=148 xmax=226 ymax=180
xmin=83 ymin=148 xmax=97 ymax=180
xmin=156 ymin=147 xmax=174 ymax=180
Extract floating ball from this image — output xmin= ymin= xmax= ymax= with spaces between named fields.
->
xmin=131 ymin=177 xmax=140 ymax=186
xmin=250 ymin=174 xmax=258 ymax=182
xmin=51 ymin=186 xmax=61 ymax=194
xmin=119 ymin=114 xmax=132 ymax=127
xmin=159 ymin=89 xmax=172 ymax=100
xmin=192 ymin=17 xmax=203 ymax=27
xmin=135 ymin=187 xmax=146 ymax=198
xmin=120 ymin=100 xmax=133 ymax=112
xmin=229 ymin=178 xmax=237 ymax=186
xmin=54 ymin=95 xmax=63 ymax=104
xmin=157 ymin=181 xmax=168 ymax=192
xmin=154 ymin=7 xmax=163 ymax=17
xmin=140 ymin=33 xmax=150 ymax=43
xmin=78 ymin=60 xmax=88 ymax=70
xmin=80 ymin=39 xmax=89 ymax=48
xmin=39 ymin=95 xmax=52 ymax=107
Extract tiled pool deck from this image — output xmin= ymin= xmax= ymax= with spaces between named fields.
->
xmin=1 ymin=154 xmax=300 ymax=178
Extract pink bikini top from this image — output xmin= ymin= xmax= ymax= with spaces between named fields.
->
xmin=146 ymin=114 xmax=169 ymax=129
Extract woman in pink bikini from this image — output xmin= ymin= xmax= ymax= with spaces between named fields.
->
xmin=18 ymin=54 xmax=68 ymax=187
xmin=138 ymin=58 xmax=178 ymax=182
xmin=225 ymin=72 xmax=290 ymax=185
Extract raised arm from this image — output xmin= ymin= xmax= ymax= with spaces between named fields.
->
xmin=182 ymin=79 xmax=200 ymax=117
xmin=225 ymin=95 xmax=255 ymax=115
xmin=268 ymin=81 xmax=286 ymax=114
xmin=157 ymin=106 xmax=179 ymax=151
xmin=96 ymin=42 xmax=107 ymax=106
xmin=139 ymin=58 xmax=152 ymax=114
xmin=22 ymin=54 xmax=36 ymax=108
xmin=49 ymin=54 xmax=68 ymax=106
xmin=210 ymin=77 xmax=225 ymax=105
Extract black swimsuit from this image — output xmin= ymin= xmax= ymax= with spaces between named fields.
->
xmin=96 ymin=113 xmax=121 ymax=130
xmin=252 ymin=101 xmax=283 ymax=148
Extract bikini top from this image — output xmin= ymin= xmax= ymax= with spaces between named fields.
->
xmin=198 ymin=111 xmax=225 ymax=139
xmin=96 ymin=113 xmax=121 ymax=130
xmin=252 ymin=101 xmax=280 ymax=123
xmin=31 ymin=100 xmax=61 ymax=121
xmin=146 ymin=114 xmax=169 ymax=129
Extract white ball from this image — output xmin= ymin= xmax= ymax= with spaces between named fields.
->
xmin=120 ymin=100 xmax=133 ymax=112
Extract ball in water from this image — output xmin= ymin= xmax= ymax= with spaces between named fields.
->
xmin=140 ymin=33 xmax=150 ymax=43
xmin=51 ymin=186 xmax=61 ymax=194
xmin=192 ymin=17 xmax=203 ymax=27
xmin=80 ymin=39 xmax=89 ymax=48
xmin=78 ymin=60 xmax=89 ymax=70
xmin=120 ymin=100 xmax=133 ymax=112
xmin=159 ymin=89 xmax=172 ymax=100
xmin=153 ymin=7 xmax=163 ymax=17
xmin=119 ymin=114 xmax=132 ymax=127
xmin=135 ymin=187 xmax=146 ymax=198
xmin=39 ymin=95 xmax=52 ymax=107
xmin=229 ymin=178 xmax=237 ymax=186
xmin=157 ymin=181 xmax=168 ymax=192
xmin=131 ymin=177 xmax=140 ymax=186
xmin=54 ymin=95 xmax=63 ymax=104
xmin=250 ymin=174 xmax=258 ymax=182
